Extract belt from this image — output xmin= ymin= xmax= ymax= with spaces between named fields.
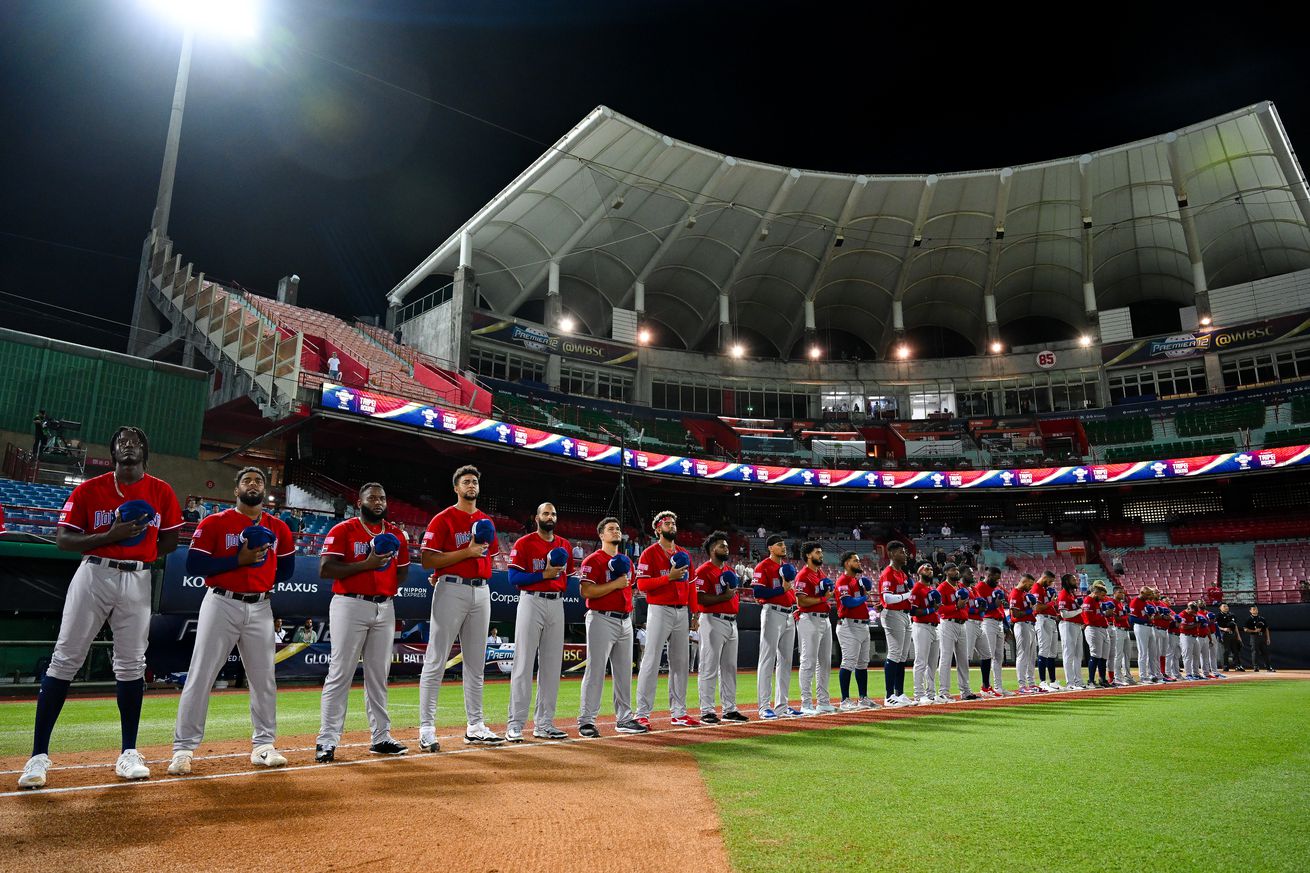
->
xmin=526 ymin=590 xmax=561 ymax=600
xmin=841 ymin=618 xmax=870 ymax=625
xmin=706 ymin=613 xmax=737 ymax=623
xmin=589 ymin=609 xmax=630 ymax=620
xmin=341 ymin=592 xmax=391 ymax=603
xmin=762 ymin=603 xmax=792 ymax=614
xmin=211 ymin=587 xmax=270 ymax=604
xmin=649 ymin=603 xmax=686 ymax=609
xmin=86 ymin=556 xmax=145 ymax=571
xmin=800 ymin=611 xmax=829 ymax=618
xmin=437 ymin=574 xmax=486 ymax=587
xmin=943 ymin=618 xmax=966 ymax=624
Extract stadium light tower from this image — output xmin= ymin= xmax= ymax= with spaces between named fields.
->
xmin=144 ymin=0 xmax=259 ymax=237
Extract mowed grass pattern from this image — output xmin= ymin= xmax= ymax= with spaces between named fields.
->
xmin=689 ymin=680 xmax=1310 ymax=873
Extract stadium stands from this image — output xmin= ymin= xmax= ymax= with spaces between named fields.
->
xmin=1253 ymin=542 xmax=1310 ymax=603
xmin=1103 ymin=437 xmax=1234 ymax=463
xmin=1170 ymin=515 xmax=1310 ymax=545
xmin=1174 ymin=401 xmax=1264 ymax=437
xmin=1096 ymin=523 xmax=1145 ymax=548
xmin=1109 ymin=546 xmax=1220 ymax=601
xmin=1083 ymin=417 xmax=1152 ymax=445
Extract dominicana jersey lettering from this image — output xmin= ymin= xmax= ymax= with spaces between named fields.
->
xmin=57 ymin=471 xmax=183 ymax=563
xmin=421 ymin=505 xmax=499 ymax=579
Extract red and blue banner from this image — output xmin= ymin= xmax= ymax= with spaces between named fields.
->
xmin=319 ymin=383 xmax=1310 ymax=491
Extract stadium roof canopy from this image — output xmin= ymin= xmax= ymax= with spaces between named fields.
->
xmin=389 ymin=102 xmax=1310 ymax=357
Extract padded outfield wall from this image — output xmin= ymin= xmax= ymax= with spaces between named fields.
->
xmin=0 ymin=328 xmax=208 ymax=458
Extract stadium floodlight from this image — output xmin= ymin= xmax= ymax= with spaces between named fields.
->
xmin=144 ymin=0 xmax=260 ymax=40
xmin=730 ymin=343 xmax=745 ymax=358
xmin=636 ymin=327 xmax=652 ymax=345
xmin=808 ymin=346 xmax=821 ymax=359
xmin=895 ymin=344 xmax=911 ymax=360
xmin=1078 ymin=335 xmax=1093 ymax=347
xmin=1199 ymin=315 xmax=1212 ymax=326
xmin=559 ymin=316 xmax=575 ymax=333
xmin=989 ymin=341 xmax=1003 ymax=354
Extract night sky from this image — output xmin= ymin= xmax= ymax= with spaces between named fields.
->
xmin=1 ymin=0 xmax=1304 ymax=355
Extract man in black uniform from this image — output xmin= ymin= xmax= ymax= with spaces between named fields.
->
xmin=1242 ymin=606 xmax=1273 ymax=672
xmin=1213 ymin=604 xmax=1242 ymax=671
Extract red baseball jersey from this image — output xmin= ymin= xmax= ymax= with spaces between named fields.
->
xmin=579 ymin=549 xmax=632 ymax=613
xmin=188 ymin=508 xmax=294 ymax=594
xmin=421 ymin=506 xmax=500 ymax=579
xmin=1057 ymin=589 xmax=1084 ymax=624
xmin=835 ymin=575 xmax=870 ymax=620
xmin=320 ymin=518 xmax=411 ymax=597
xmin=1128 ymin=595 xmax=1151 ymax=623
xmin=1081 ymin=594 xmax=1110 ymax=628
xmin=908 ymin=580 xmax=940 ymax=624
xmin=1009 ymin=587 xmax=1036 ymax=622
xmin=1112 ymin=600 xmax=1131 ymax=629
xmin=973 ymin=579 xmax=1005 ymax=620
xmin=1179 ymin=609 xmax=1200 ymax=636
xmin=878 ymin=565 xmax=911 ymax=611
xmin=935 ymin=581 xmax=968 ymax=621
xmin=1204 ymin=585 xmax=1223 ymax=607
xmin=694 ymin=560 xmax=739 ymax=615
xmin=58 ymin=471 xmax=183 ymax=563
xmin=753 ymin=558 xmax=797 ymax=607
xmin=1031 ymin=582 xmax=1056 ymax=617
xmin=508 ymin=532 xmax=574 ymax=593
xmin=794 ymin=566 xmax=831 ymax=615
xmin=636 ymin=542 xmax=693 ymax=607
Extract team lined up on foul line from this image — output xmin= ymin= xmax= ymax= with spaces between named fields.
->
xmin=14 ymin=430 xmax=1231 ymax=790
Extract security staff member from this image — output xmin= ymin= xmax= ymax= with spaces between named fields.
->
xmin=1242 ymin=607 xmax=1273 ymax=672
xmin=1213 ymin=604 xmax=1242 ymax=672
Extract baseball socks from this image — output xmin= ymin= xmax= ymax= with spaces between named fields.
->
xmin=855 ymin=668 xmax=868 ymax=698
xmin=979 ymin=659 xmax=992 ymax=691
xmin=884 ymin=662 xmax=896 ymax=699
xmin=117 ymin=678 xmax=145 ymax=751
xmin=839 ymin=668 xmax=852 ymax=701
xmin=31 ymin=674 xmax=72 ymax=756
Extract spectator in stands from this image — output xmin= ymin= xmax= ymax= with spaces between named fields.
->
xmin=851 ymin=525 xmax=861 ymax=541
xmin=273 ymin=619 xmax=287 ymax=644
xmin=32 ymin=409 xmax=50 ymax=457
xmin=941 ymin=523 xmax=952 ymax=538
xmin=282 ymin=508 xmax=302 ymax=536
xmin=1215 ymin=604 xmax=1242 ymax=671
xmin=757 ymin=525 xmax=767 ymax=540
xmin=572 ymin=542 xmax=585 ymax=562
xmin=182 ymin=497 xmax=203 ymax=525
xmin=735 ymin=558 xmax=749 ymax=580
xmin=1299 ymin=580 xmax=1310 ymax=603
xmin=979 ymin=522 xmax=991 ymax=547
xmin=1078 ymin=570 xmax=1090 ymax=593
xmin=1112 ymin=555 xmax=1126 ymax=576
xmin=634 ymin=624 xmax=646 ymax=670
xmin=343 ymin=503 xmax=357 ymax=520
xmin=1243 ymin=607 xmax=1273 ymax=672
xmin=327 ymin=352 xmax=341 ymax=381
xmin=293 ymin=619 xmax=319 ymax=644
xmin=487 ymin=625 xmax=503 ymax=647
xmin=688 ymin=622 xmax=700 ymax=674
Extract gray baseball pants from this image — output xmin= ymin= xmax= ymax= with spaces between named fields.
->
xmin=836 ymin=619 xmax=871 ymax=672
xmin=1059 ymin=621 xmax=1085 ymax=688
xmin=756 ymin=604 xmax=793 ymax=711
xmin=698 ymin=613 xmax=739 ymax=715
xmin=507 ymin=592 xmax=565 ymax=732
xmin=637 ymin=604 xmax=689 ymax=719
xmin=910 ymin=621 xmax=939 ymax=698
xmin=48 ymin=560 xmax=151 ymax=682
xmin=1013 ymin=621 xmax=1036 ymax=688
xmin=983 ymin=618 xmax=1006 ymax=689
xmin=317 ymin=595 xmax=396 ymax=748
xmin=1036 ymin=615 xmax=1060 ymax=658
xmin=419 ymin=579 xmax=491 ymax=730
xmin=578 ymin=611 xmax=633 ymax=726
xmin=936 ymin=620 xmax=972 ymax=696
xmin=797 ymin=613 xmax=833 ymax=709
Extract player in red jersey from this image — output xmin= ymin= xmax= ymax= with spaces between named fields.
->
xmin=1033 ymin=570 xmax=1062 ymax=691
xmin=695 ymin=531 xmax=748 ymax=724
xmin=577 ymin=517 xmax=647 ymax=737
xmin=506 ymin=503 xmax=574 ymax=741
xmin=794 ymin=542 xmax=836 ymax=714
xmin=935 ymin=564 xmax=978 ymax=701
xmin=1009 ymin=574 xmax=1039 ymax=693
xmin=833 ymin=551 xmax=877 ymax=709
xmin=19 ymin=426 xmax=182 ymax=790
xmin=878 ymin=541 xmax=913 ymax=707
xmin=908 ymin=562 xmax=942 ymax=705
xmin=635 ymin=511 xmax=697 ymax=727
xmin=754 ymin=534 xmax=800 ymax=719
xmin=973 ymin=566 xmax=1009 ymax=697
xmin=417 ymin=466 xmax=503 ymax=751
xmin=1129 ymin=585 xmax=1162 ymax=683
xmin=1150 ymin=594 xmax=1178 ymax=682
xmin=1109 ymin=585 xmax=1135 ymax=685
xmin=1057 ymin=574 xmax=1087 ymax=690
xmin=1081 ymin=581 xmax=1113 ymax=688
xmin=314 ymin=482 xmax=411 ymax=762
xmin=168 ymin=466 xmax=295 ymax=776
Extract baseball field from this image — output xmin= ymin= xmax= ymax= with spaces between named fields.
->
xmin=1 ymin=671 xmax=1307 ymax=872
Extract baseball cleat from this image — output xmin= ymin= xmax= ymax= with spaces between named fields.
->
xmin=315 ymin=745 xmax=335 ymax=763
xmin=839 ymin=699 xmax=860 ymax=712
xmin=115 ymin=749 xmax=150 ymax=781
xmin=370 ymin=740 xmax=408 ymax=755
xmin=532 ymin=726 xmax=568 ymax=740
xmin=721 ymin=710 xmax=749 ymax=722
xmin=463 ymin=724 xmax=505 ymax=745
xmin=18 ymin=754 xmax=52 ymax=789
xmin=167 ymin=751 xmax=192 ymax=776
xmin=961 ymin=693 xmax=980 ymax=701
xmin=759 ymin=707 xmax=778 ymax=720
xmin=800 ymin=706 xmax=818 ymax=715
xmin=1213 ymin=672 xmax=1227 ymax=679
xmin=883 ymin=697 xmax=908 ymax=708
xmin=505 ymin=727 xmax=525 ymax=743
xmin=251 ymin=744 xmax=287 ymax=768
xmin=615 ymin=719 xmax=650 ymax=734
xmin=779 ymin=707 xmax=804 ymax=718
xmin=816 ymin=703 xmax=838 ymax=714
xmin=669 ymin=715 xmax=701 ymax=727
xmin=418 ymin=728 xmax=440 ymax=753
xmin=700 ymin=712 xmax=721 ymax=724
xmin=579 ymin=723 xmax=600 ymax=739
xmin=857 ymin=697 xmax=879 ymax=709
xmin=634 ymin=716 xmax=652 ymax=729
xmin=933 ymin=694 xmax=952 ymax=704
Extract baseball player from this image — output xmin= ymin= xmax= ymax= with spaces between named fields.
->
xmin=1150 ymin=595 xmax=1178 ymax=682
xmin=1056 ymin=574 xmax=1087 ymax=690
xmin=935 ymin=564 xmax=977 ymax=702
xmin=635 ymin=511 xmax=697 ymax=727
xmin=753 ymin=535 xmax=800 ymax=719
xmin=833 ymin=551 xmax=876 ymax=709
xmin=974 ymin=566 xmax=1009 ymax=697
xmin=1161 ymin=598 xmax=1183 ymax=680
xmin=1201 ymin=607 xmax=1225 ymax=678
xmin=694 ymin=531 xmax=748 ymax=724
xmin=506 ymin=502 xmax=575 ymax=741
xmin=793 ymin=542 xmax=836 ymax=715
xmin=961 ymin=565 xmax=994 ymax=697
xmin=908 ymin=562 xmax=942 ymax=705
xmin=1129 ymin=586 xmax=1161 ymax=683
xmin=1009 ymin=574 xmax=1039 ymax=693
xmin=417 ymin=465 xmax=503 ymax=753
xmin=577 ymin=517 xmax=647 ymax=737
xmin=19 ymin=427 xmax=182 ymax=790
xmin=314 ymin=483 xmax=410 ymax=762
xmin=1081 ymin=581 xmax=1113 ymax=688
xmin=1033 ymin=571 xmax=1062 ymax=690
xmin=1109 ymin=586 xmax=1135 ymax=685
xmin=1179 ymin=602 xmax=1203 ymax=680
xmin=167 ymin=466 xmax=295 ymax=776
xmin=878 ymin=540 xmax=913 ymax=707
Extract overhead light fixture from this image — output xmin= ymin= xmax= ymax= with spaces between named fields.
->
xmin=758 ymin=226 xmax=770 ymax=241
xmin=990 ymin=341 xmax=1003 ymax=354
xmin=145 ymin=0 xmax=261 ymax=39
xmin=1078 ymin=335 xmax=1093 ymax=347
xmin=685 ymin=215 xmax=698 ymax=229
xmin=1199 ymin=315 xmax=1212 ymax=326
xmin=809 ymin=346 xmax=822 ymax=359
xmin=833 ymin=233 xmax=844 ymax=248
xmin=559 ymin=316 xmax=575 ymax=333
xmin=896 ymin=344 xmax=911 ymax=360
xmin=636 ymin=327 xmax=652 ymax=345
xmin=733 ymin=491 xmax=741 ymax=497
xmin=611 ymin=196 xmax=625 ymax=210
xmin=730 ymin=343 xmax=745 ymax=358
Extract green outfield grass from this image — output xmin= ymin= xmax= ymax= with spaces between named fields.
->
xmin=0 ymin=666 xmax=977 ymax=756
xmin=689 ymin=679 xmax=1310 ymax=873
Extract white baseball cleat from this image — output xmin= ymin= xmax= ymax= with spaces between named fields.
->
xmin=114 ymin=749 xmax=150 ymax=781
xmin=505 ymin=727 xmax=524 ymax=743
xmin=883 ymin=696 xmax=909 ymax=708
xmin=167 ymin=751 xmax=193 ymax=776
xmin=933 ymin=693 xmax=953 ymax=704
xmin=815 ymin=703 xmax=838 ymax=714
xmin=251 ymin=744 xmax=287 ymax=767
xmin=464 ymin=723 xmax=505 ymax=745
xmin=18 ymin=754 xmax=52 ymax=789
xmin=838 ymin=699 xmax=860 ymax=712
xmin=857 ymin=697 xmax=879 ymax=709
xmin=800 ymin=706 xmax=818 ymax=716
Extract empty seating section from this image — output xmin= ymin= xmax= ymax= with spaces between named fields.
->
xmin=1103 ymin=437 xmax=1234 ymax=463
xmin=1097 ymin=523 xmax=1145 ymax=548
xmin=355 ymin=322 xmax=489 ymax=413
xmin=1263 ymin=425 xmax=1310 ymax=447
xmin=1113 ymin=547 xmax=1219 ymax=601
xmin=1174 ymin=401 xmax=1263 ymax=437
xmin=999 ymin=553 xmax=1078 ymax=588
xmin=1253 ymin=543 xmax=1309 ymax=603
xmin=1170 ymin=515 xmax=1310 ymax=545
xmin=0 ymin=479 xmax=71 ymax=533
xmin=494 ymin=394 xmax=553 ymax=427
xmin=639 ymin=418 xmax=691 ymax=449
xmin=1291 ymin=396 xmax=1310 ymax=424
xmin=1083 ymin=416 xmax=1151 ymax=445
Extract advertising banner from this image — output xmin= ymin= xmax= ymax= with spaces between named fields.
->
xmin=1101 ymin=312 xmax=1310 ymax=367
xmin=470 ymin=311 xmax=638 ymax=369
